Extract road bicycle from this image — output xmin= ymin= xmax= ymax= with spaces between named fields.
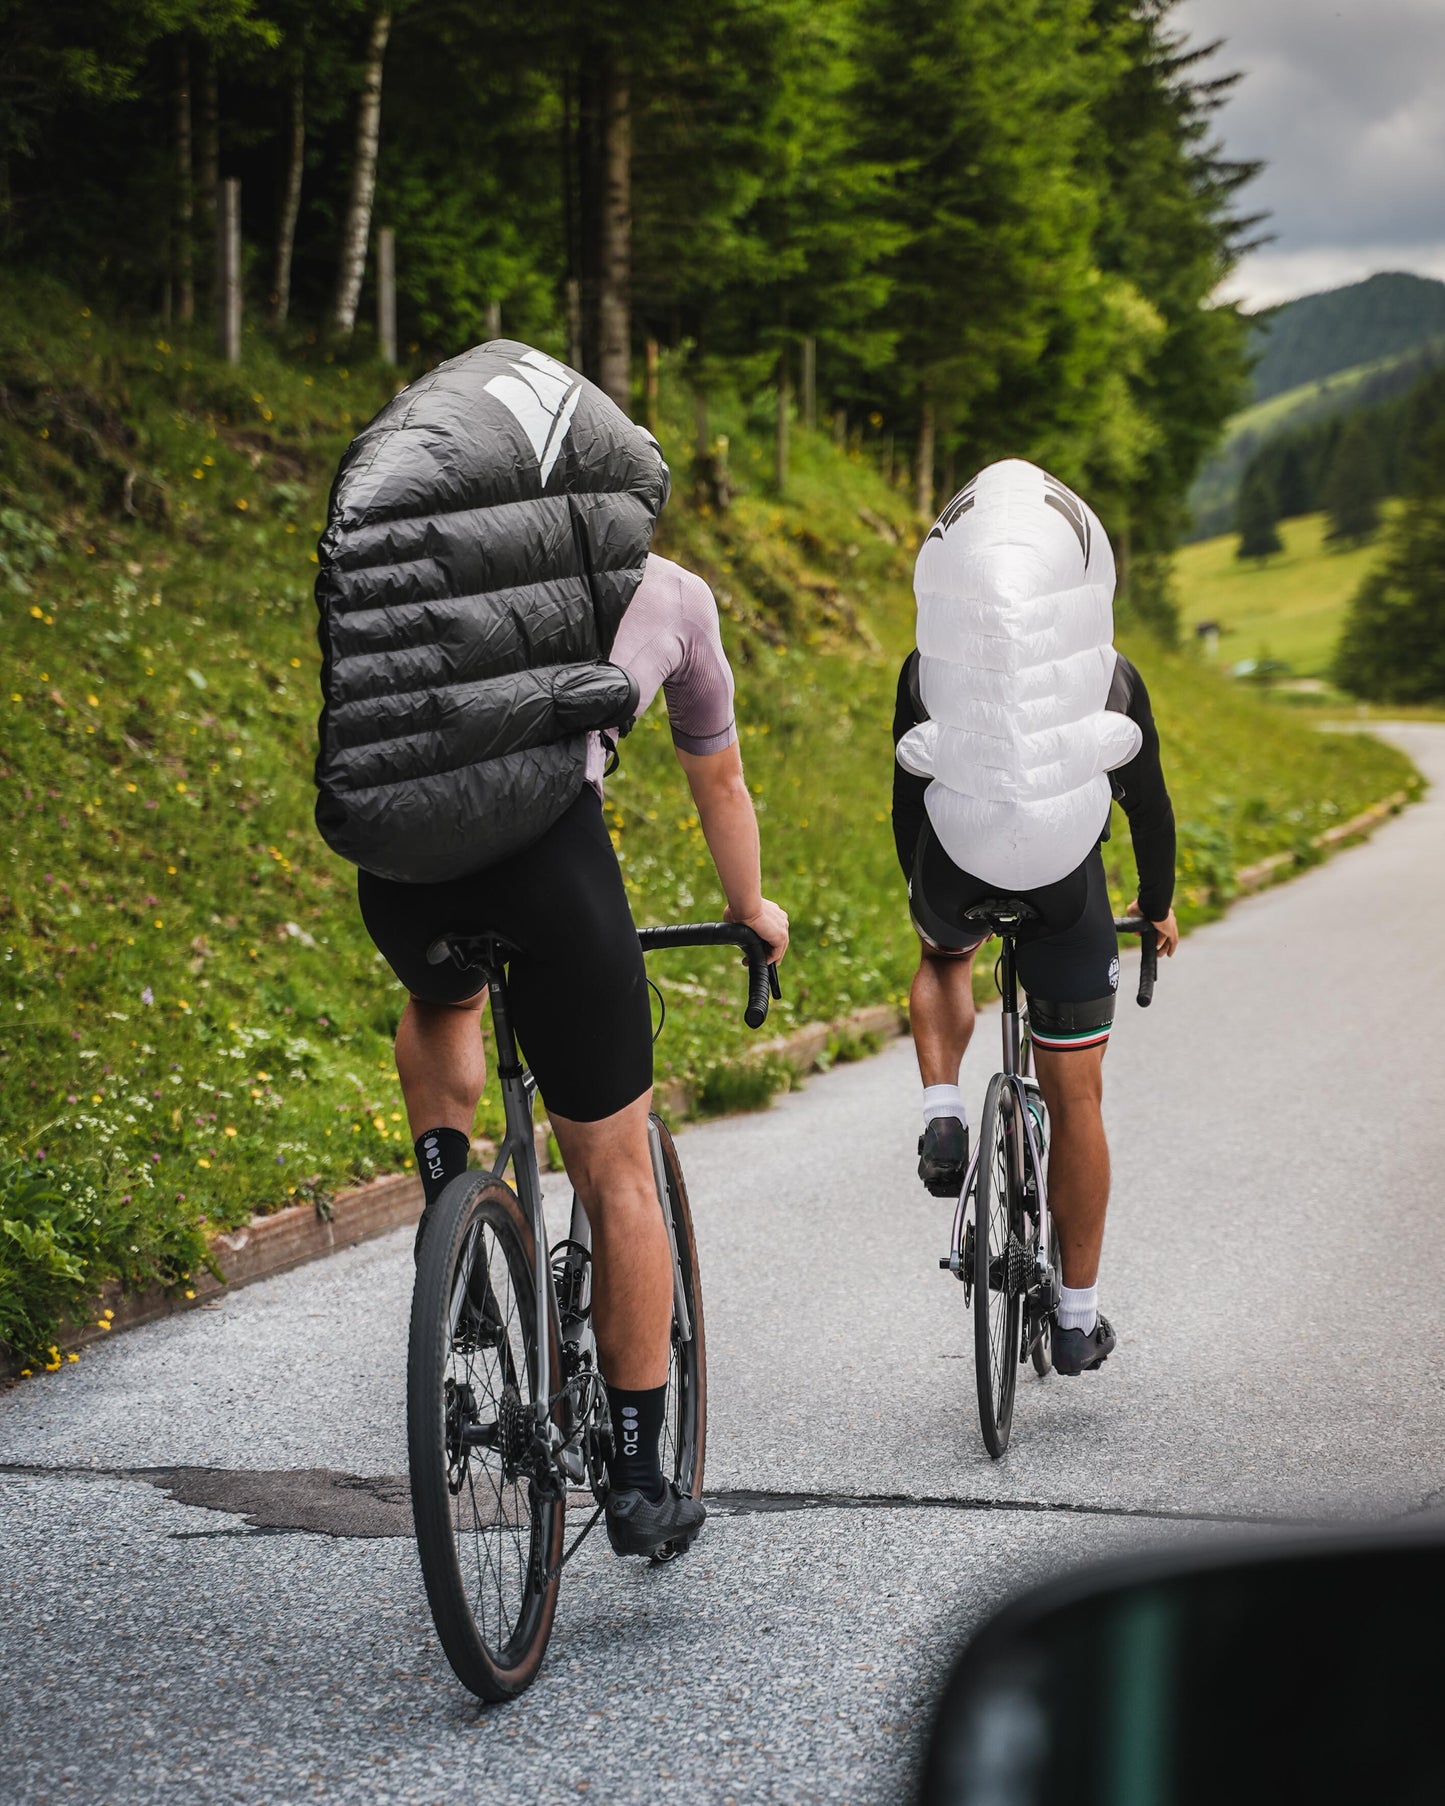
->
xmin=406 ymin=921 xmax=779 ymax=1701
xmin=939 ymin=905 xmax=1158 ymax=1459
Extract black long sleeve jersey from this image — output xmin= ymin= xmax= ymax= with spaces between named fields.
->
xmin=891 ymin=649 xmax=1177 ymax=921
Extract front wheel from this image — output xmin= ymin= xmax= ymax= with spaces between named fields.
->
xmin=407 ymin=1173 xmax=564 ymax=1702
xmin=651 ymin=1115 xmax=707 ymax=1504
xmin=973 ymin=1073 xmax=1024 ymax=1457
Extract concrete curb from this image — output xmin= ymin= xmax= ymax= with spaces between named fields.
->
xmin=3 ymin=784 xmax=1413 ymax=1379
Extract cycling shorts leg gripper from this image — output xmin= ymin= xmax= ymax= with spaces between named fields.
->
xmin=1026 ymin=992 xmax=1117 ymax=1053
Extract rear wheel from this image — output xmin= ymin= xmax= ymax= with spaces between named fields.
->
xmin=973 ymin=1074 xmax=1024 ymax=1457
xmin=651 ymin=1115 xmax=707 ymax=1504
xmin=408 ymin=1173 xmax=564 ymax=1701
xmin=1024 ymin=1093 xmax=1055 ymax=1379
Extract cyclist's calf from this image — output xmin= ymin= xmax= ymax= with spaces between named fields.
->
xmin=1031 ymin=1043 xmax=1109 ymax=1289
xmin=396 ymin=990 xmax=488 ymax=1138
xmin=550 ymin=1092 xmax=673 ymax=1392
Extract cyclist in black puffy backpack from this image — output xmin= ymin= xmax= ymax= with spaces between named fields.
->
xmin=315 ymin=343 xmax=787 ymax=1554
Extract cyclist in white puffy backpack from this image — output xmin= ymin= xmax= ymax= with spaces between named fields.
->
xmin=891 ymin=459 xmax=1178 ymax=1374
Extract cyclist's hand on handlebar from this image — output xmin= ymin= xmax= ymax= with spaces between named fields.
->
xmin=1126 ymin=898 xmax=1179 ymax=957
xmin=725 ymin=897 xmax=789 ymax=965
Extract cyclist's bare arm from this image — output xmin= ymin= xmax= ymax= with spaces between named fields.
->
xmin=676 ymin=741 xmax=789 ymax=965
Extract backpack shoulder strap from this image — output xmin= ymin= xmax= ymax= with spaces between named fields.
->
xmin=905 ymin=649 xmax=928 ymax=723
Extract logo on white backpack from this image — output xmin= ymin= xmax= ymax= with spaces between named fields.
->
xmin=484 ymin=349 xmax=582 ymax=485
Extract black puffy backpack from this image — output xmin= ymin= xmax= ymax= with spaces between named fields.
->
xmin=314 ymin=341 xmax=670 ymax=883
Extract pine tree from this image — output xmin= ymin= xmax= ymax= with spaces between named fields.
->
xmin=1323 ymin=418 xmax=1384 ymax=544
xmin=1085 ymin=1 xmax=1258 ymax=567
xmin=1236 ymin=467 xmax=1282 ymax=560
xmin=1333 ymin=423 xmax=1445 ymax=701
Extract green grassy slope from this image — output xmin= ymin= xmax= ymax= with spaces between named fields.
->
xmin=0 ymin=278 xmax=1420 ymax=1362
xmin=1174 ymin=511 xmax=1394 ymax=677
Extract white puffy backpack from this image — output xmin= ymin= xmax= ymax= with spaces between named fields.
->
xmin=896 ymin=458 xmax=1141 ymax=892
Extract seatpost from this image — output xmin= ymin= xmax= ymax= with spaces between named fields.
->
xmin=1000 ymin=933 xmax=1021 ymax=1077
xmin=481 ymin=947 xmax=553 ymax=1423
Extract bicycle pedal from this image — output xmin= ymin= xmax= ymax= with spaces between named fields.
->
xmin=650 ymin=1533 xmax=697 ymax=1566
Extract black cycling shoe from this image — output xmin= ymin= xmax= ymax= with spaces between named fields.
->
xmin=1051 ymin=1312 xmax=1117 ymax=1376
xmin=604 ymin=1482 xmax=707 ymax=1560
xmin=918 ymin=1116 xmax=969 ymax=1198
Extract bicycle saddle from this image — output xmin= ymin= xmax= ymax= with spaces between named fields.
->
xmin=960 ymin=897 xmax=1041 ymax=938
xmin=425 ymin=930 xmax=524 ymax=971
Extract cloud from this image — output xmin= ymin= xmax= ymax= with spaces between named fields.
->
xmin=1176 ymin=0 xmax=1445 ymax=303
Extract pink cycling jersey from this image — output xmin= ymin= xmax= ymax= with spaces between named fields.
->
xmin=586 ymin=553 xmax=738 ymax=794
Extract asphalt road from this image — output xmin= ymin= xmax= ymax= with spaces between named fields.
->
xmin=4 ymin=723 xmax=1443 ymax=1805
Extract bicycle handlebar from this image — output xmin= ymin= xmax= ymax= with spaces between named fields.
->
xmin=1112 ymin=916 xmax=1158 ymax=1008
xmin=637 ymin=921 xmax=782 ymax=1029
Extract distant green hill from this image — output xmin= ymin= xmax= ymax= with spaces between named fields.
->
xmin=1187 ymin=342 xmax=1445 ymax=540
xmin=1249 ymin=271 xmax=1445 ymax=403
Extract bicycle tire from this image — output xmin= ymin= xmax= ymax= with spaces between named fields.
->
xmin=1031 ymin=1213 xmax=1058 ymax=1379
xmin=407 ymin=1172 xmax=564 ymax=1702
xmin=1024 ymin=1095 xmax=1054 ymax=1380
xmin=973 ymin=1073 xmax=1023 ymax=1457
xmin=651 ymin=1115 xmax=707 ymax=1500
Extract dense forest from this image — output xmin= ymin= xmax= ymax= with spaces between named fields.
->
xmin=1 ymin=0 xmax=1258 ymax=611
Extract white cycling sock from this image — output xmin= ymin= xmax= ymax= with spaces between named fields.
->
xmin=1057 ymin=1283 xmax=1098 ymax=1334
xmin=922 ymin=1084 xmax=966 ymax=1129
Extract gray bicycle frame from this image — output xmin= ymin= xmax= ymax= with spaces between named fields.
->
xmin=477 ymin=949 xmax=688 ymax=1463
xmin=944 ymin=936 xmax=1053 ymax=1299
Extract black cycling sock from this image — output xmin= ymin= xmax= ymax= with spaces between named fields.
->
xmin=413 ymin=1126 xmax=471 ymax=1261
xmin=606 ymin=1384 xmax=668 ymax=1500
xmin=415 ymin=1125 xmax=471 ymax=1207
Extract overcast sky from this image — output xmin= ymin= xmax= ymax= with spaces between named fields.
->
xmin=1174 ymin=0 xmax=1445 ymax=310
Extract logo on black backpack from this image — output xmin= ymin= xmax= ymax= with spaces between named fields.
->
xmin=485 ymin=348 xmax=582 ymax=484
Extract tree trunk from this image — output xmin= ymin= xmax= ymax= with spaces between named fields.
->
xmin=376 ymin=225 xmax=396 ymax=363
xmin=271 ymin=64 xmax=305 ymax=328
xmin=174 ymin=45 xmax=194 ymax=324
xmin=199 ymin=47 xmax=219 ymax=316
xmin=801 ymin=335 xmax=816 ymax=432
xmin=595 ymin=58 xmax=631 ymax=410
xmin=331 ymin=7 xmax=392 ymax=339
xmin=565 ymin=278 xmax=582 ymax=370
xmin=574 ymin=56 xmax=600 ymax=376
xmin=199 ymin=49 xmax=219 ymax=217
xmin=915 ymin=392 xmax=936 ymax=520
xmin=485 ymin=300 xmax=502 ymax=338
xmin=217 ymin=178 xmax=241 ymax=365
xmin=644 ymin=338 xmax=659 ymax=435
xmin=775 ymin=351 xmax=790 ymax=496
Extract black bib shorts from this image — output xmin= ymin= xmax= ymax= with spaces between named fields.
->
xmin=906 ymin=822 xmax=1120 ymax=1053
xmin=358 ymin=788 xmax=653 ymax=1122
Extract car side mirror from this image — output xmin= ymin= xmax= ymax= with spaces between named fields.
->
xmin=919 ymin=1526 xmax=1444 ymax=1806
